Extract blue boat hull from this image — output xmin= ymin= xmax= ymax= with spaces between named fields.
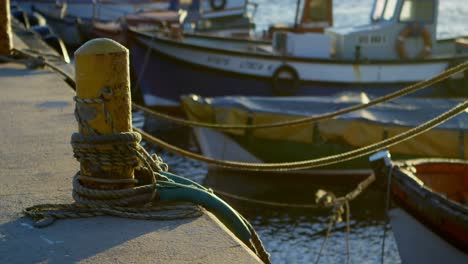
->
xmin=129 ymin=37 xmax=466 ymax=107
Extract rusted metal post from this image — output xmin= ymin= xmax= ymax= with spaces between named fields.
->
xmin=0 ymin=0 xmax=12 ymax=55
xmin=74 ymin=38 xmax=133 ymax=189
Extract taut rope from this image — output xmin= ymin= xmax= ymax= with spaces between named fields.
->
xmin=133 ymin=60 xmax=468 ymax=130
xmin=134 ymin=100 xmax=468 ymax=171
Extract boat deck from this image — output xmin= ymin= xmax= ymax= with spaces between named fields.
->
xmin=139 ymin=29 xmax=467 ymax=61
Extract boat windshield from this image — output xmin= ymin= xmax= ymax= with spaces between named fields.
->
xmin=371 ymin=0 xmax=399 ymax=22
xmin=371 ymin=0 xmax=386 ymax=21
xmin=306 ymin=0 xmax=329 ymax=22
xmin=302 ymin=0 xmax=331 ymax=24
xmin=399 ymin=0 xmax=434 ymax=23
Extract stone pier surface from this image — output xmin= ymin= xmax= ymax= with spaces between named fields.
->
xmin=0 ymin=59 xmax=261 ymax=263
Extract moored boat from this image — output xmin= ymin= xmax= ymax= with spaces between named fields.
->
xmin=87 ymin=0 xmax=256 ymax=46
xmin=178 ymin=92 xmax=467 ymax=196
xmin=14 ymin=0 xmax=171 ymax=47
xmin=129 ymin=0 xmax=468 ymax=108
xmin=370 ymin=151 xmax=468 ymax=263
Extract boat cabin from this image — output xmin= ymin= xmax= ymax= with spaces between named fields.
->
xmin=326 ymin=0 xmax=439 ymax=60
xmin=170 ymin=0 xmax=254 ymax=33
xmin=268 ymin=0 xmax=333 ymax=38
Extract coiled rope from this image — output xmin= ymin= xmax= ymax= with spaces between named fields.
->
xmin=24 ymin=86 xmax=271 ymax=263
xmin=134 ymin=99 xmax=468 ymax=171
xmin=24 ymin=131 xmax=209 ymax=236
xmin=25 ymin=128 xmax=203 ymax=221
xmin=132 ymin=60 xmax=468 ymax=130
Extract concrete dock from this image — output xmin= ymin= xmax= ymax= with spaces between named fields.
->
xmin=0 ymin=37 xmax=261 ymax=263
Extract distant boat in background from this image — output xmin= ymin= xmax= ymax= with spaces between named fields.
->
xmin=14 ymin=0 xmax=171 ymax=47
xmin=370 ymin=152 xmax=468 ymax=264
xmin=129 ymin=0 xmax=468 ymax=109
xmin=14 ymin=0 xmax=256 ymax=47
xmin=87 ymin=0 xmax=256 ymax=46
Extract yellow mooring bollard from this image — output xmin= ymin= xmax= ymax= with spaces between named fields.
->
xmin=74 ymin=38 xmax=134 ymax=190
xmin=0 ymin=0 xmax=12 ymax=55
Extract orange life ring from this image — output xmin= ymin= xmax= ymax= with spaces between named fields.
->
xmin=396 ymin=25 xmax=432 ymax=59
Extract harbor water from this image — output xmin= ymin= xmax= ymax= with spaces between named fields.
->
xmin=133 ymin=1 xmax=467 ymax=263
xmin=136 ymin=114 xmax=401 ymax=264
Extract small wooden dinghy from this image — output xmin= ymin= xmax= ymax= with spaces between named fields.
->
xmin=370 ymin=151 xmax=468 ymax=263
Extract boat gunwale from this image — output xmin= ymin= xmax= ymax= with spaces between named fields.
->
xmin=391 ymin=159 xmax=468 ymax=252
xmin=130 ymin=27 xmax=468 ymax=65
xmin=130 ymin=36 xmax=444 ymax=87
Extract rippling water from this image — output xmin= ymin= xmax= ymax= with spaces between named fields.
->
xmin=135 ymin=1 xmax=467 ymax=263
xmin=136 ymin=113 xmax=401 ymax=263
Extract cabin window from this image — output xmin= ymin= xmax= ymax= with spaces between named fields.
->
xmin=382 ymin=0 xmax=399 ymax=20
xmin=371 ymin=0 xmax=386 ymax=21
xmin=305 ymin=0 xmax=330 ymax=22
xmin=399 ymin=0 xmax=434 ymax=23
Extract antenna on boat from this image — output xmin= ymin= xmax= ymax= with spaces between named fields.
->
xmin=294 ymin=0 xmax=302 ymax=30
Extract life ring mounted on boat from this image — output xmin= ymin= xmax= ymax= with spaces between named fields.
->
xmin=396 ymin=24 xmax=432 ymax=59
xmin=210 ymin=0 xmax=227 ymax=11
xmin=271 ymin=65 xmax=300 ymax=96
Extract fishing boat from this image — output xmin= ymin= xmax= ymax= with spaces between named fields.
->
xmin=87 ymin=0 xmax=256 ymax=46
xmin=14 ymin=0 xmax=171 ymax=47
xmin=129 ymin=0 xmax=468 ymax=108
xmin=179 ymin=93 xmax=467 ymax=194
xmin=370 ymin=151 xmax=468 ymax=263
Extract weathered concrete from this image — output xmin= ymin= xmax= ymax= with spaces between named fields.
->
xmin=0 ymin=63 xmax=260 ymax=263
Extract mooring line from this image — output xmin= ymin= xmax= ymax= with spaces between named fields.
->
xmin=134 ymin=100 xmax=468 ymax=171
xmin=133 ymin=60 xmax=468 ymax=130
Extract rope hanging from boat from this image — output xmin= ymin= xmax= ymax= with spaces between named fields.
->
xmin=135 ymin=99 xmax=468 ymax=171
xmin=132 ymin=60 xmax=468 ymax=130
xmin=380 ymin=166 xmax=394 ymax=264
xmin=212 ymin=173 xmax=376 ymax=209
xmin=214 ymin=174 xmax=377 ymax=264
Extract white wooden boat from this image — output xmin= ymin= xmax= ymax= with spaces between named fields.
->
xmin=129 ymin=0 xmax=468 ymax=108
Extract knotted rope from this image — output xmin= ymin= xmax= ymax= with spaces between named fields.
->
xmin=214 ymin=173 xmax=376 ymax=264
xmin=24 ymin=88 xmax=271 ymax=263
xmin=24 ymin=129 xmax=203 ymax=223
xmin=313 ymin=174 xmax=376 ymax=264
xmin=24 ymin=86 xmax=202 ymax=224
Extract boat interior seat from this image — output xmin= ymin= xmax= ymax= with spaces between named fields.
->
xmin=413 ymin=163 xmax=468 ymax=205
